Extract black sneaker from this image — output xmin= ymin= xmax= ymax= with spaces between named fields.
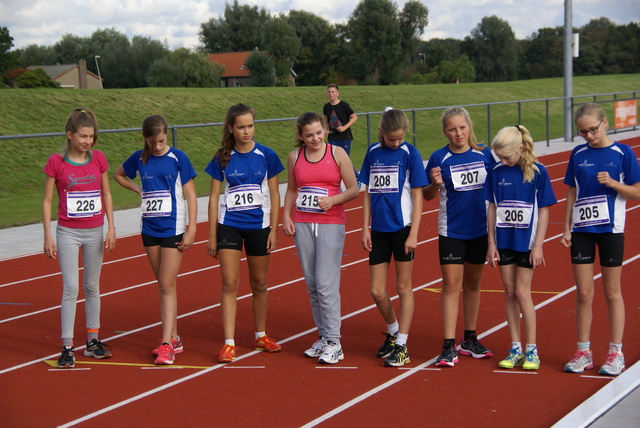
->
xmin=57 ymin=345 xmax=75 ymax=368
xmin=376 ymin=331 xmax=397 ymax=359
xmin=459 ymin=336 xmax=492 ymax=359
xmin=84 ymin=339 xmax=112 ymax=359
xmin=435 ymin=344 xmax=458 ymax=367
xmin=384 ymin=344 xmax=410 ymax=367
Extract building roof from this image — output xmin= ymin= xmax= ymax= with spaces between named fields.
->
xmin=26 ymin=64 xmax=101 ymax=81
xmin=208 ymin=51 xmax=252 ymax=78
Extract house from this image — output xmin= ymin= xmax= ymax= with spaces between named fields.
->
xmin=208 ymin=51 xmax=252 ymax=87
xmin=27 ymin=60 xmax=103 ymax=89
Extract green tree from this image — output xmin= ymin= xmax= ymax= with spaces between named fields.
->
xmin=199 ymin=0 xmax=271 ymax=53
xmin=286 ymin=10 xmax=337 ymax=86
xmin=129 ymin=36 xmax=169 ymax=87
xmin=462 ymin=15 xmax=518 ymax=82
xmin=519 ymin=27 xmax=564 ymax=79
xmin=245 ymin=50 xmax=275 ymax=87
xmin=89 ymin=28 xmax=132 ymax=88
xmin=0 ymin=27 xmax=20 ymax=75
xmin=18 ymin=44 xmax=57 ymax=67
xmin=147 ymin=57 xmax=184 ymax=87
xmin=15 ymin=68 xmax=59 ymax=88
xmin=346 ymin=0 xmax=403 ymax=84
xmin=261 ymin=17 xmax=301 ymax=86
xmin=398 ymin=1 xmax=429 ymax=61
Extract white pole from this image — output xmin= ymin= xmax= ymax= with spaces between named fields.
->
xmin=94 ymin=55 xmax=103 ymax=89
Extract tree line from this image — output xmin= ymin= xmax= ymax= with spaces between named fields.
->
xmin=1 ymin=0 xmax=638 ymax=89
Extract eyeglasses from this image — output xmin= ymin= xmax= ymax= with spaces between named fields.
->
xmin=577 ymin=120 xmax=603 ymax=136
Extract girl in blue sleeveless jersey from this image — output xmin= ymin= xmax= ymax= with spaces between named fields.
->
xmin=115 ymin=115 xmax=197 ymax=365
xmin=360 ymin=108 xmax=428 ymax=367
xmin=206 ymin=104 xmax=285 ymax=363
xmin=485 ymin=125 xmax=556 ymax=371
xmin=561 ymin=103 xmax=640 ymax=376
xmin=423 ymin=107 xmax=496 ymax=367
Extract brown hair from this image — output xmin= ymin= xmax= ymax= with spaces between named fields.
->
xmin=378 ymin=108 xmax=410 ymax=147
xmin=295 ymin=112 xmax=328 ymax=148
xmin=215 ymin=103 xmax=256 ymax=168
xmin=141 ymin=115 xmax=169 ymax=164
xmin=63 ymin=108 xmax=99 ymax=161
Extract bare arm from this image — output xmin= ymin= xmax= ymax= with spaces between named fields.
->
xmin=113 ymin=165 xmax=142 ymax=196
xmin=178 ymin=178 xmax=197 ymax=251
xmin=207 ymin=178 xmax=222 ymax=258
xmin=486 ymin=202 xmax=499 ymax=267
xmin=404 ymin=187 xmax=424 ymax=254
xmin=422 ymin=167 xmax=442 ymax=201
xmin=336 ymin=113 xmax=358 ymax=134
xmin=361 ymin=187 xmax=372 ymax=252
xmin=530 ymin=206 xmax=550 ymax=268
xmin=101 ymin=171 xmax=117 ymax=253
xmin=282 ymin=150 xmax=298 ymax=237
xmin=42 ymin=175 xmax=57 ymax=259
xmin=266 ymin=175 xmax=281 ymax=253
xmin=560 ymin=186 xmax=576 ymax=248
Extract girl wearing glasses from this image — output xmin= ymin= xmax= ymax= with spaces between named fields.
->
xmin=561 ymin=102 xmax=640 ymax=376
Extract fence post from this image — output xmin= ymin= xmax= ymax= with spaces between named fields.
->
xmin=546 ymin=99 xmax=550 ymax=146
xmin=487 ymin=104 xmax=492 ymax=144
xmin=518 ymin=102 xmax=522 ymax=125
xmin=412 ymin=109 xmax=417 ymax=146
xmin=367 ymin=113 xmax=371 ymax=146
xmin=171 ymin=126 xmax=178 ymax=149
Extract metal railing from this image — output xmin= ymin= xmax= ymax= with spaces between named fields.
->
xmin=1 ymin=92 xmax=638 ymax=147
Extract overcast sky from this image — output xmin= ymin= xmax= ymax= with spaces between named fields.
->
xmin=1 ymin=0 xmax=638 ymax=50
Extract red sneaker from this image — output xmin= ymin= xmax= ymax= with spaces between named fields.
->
xmin=154 ymin=343 xmax=175 ymax=365
xmin=219 ymin=344 xmax=239 ymax=363
xmin=254 ymin=335 xmax=282 ymax=353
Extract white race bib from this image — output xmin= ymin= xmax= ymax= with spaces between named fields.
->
xmin=450 ymin=161 xmax=487 ymax=191
xmin=67 ymin=190 xmax=102 ymax=218
xmin=369 ymin=165 xmax=399 ymax=193
xmin=141 ymin=190 xmax=172 ymax=217
xmin=496 ymin=200 xmax=533 ymax=228
xmin=296 ymin=186 xmax=328 ymax=213
xmin=227 ymin=184 xmax=261 ymax=212
xmin=572 ymin=195 xmax=610 ymax=228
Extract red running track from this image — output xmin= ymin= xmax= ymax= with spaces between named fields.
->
xmin=1 ymin=139 xmax=639 ymax=427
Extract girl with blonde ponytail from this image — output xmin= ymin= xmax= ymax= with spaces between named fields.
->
xmin=485 ymin=125 xmax=557 ymax=371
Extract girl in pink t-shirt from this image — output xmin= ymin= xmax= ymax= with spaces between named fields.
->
xmin=42 ymin=108 xmax=116 ymax=369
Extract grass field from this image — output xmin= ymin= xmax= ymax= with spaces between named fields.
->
xmin=0 ymin=74 xmax=638 ymax=228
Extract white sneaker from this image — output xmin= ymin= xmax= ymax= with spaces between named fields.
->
xmin=599 ymin=347 xmax=625 ymax=376
xmin=318 ymin=341 xmax=344 ymax=364
xmin=304 ymin=337 xmax=328 ymax=358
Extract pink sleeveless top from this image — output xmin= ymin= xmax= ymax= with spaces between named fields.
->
xmin=292 ymin=144 xmax=345 ymax=224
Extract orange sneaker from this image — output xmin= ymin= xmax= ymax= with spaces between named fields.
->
xmin=254 ymin=335 xmax=282 ymax=353
xmin=219 ymin=344 xmax=239 ymax=363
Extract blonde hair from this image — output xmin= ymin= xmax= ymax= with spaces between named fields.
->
xmin=574 ymin=102 xmax=607 ymax=128
xmin=63 ymin=108 xmax=98 ymax=161
xmin=441 ymin=106 xmax=481 ymax=150
xmin=378 ymin=108 xmax=410 ymax=146
xmin=492 ymin=125 xmax=539 ymax=183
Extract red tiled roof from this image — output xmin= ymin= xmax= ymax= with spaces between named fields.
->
xmin=208 ymin=51 xmax=252 ymax=78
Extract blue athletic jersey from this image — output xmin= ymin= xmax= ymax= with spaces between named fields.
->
xmin=122 ymin=147 xmax=197 ymax=238
xmin=205 ymin=141 xmax=284 ymax=230
xmin=425 ymin=145 xmax=497 ymax=239
xmin=564 ymin=142 xmax=640 ymax=234
xmin=359 ymin=141 xmax=428 ymax=232
xmin=485 ymin=163 xmax=557 ymax=252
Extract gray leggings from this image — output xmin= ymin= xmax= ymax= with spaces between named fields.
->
xmin=56 ymin=225 xmax=104 ymax=340
xmin=293 ymin=223 xmax=345 ymax=342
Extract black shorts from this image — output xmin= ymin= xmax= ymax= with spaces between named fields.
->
xmin=438 ymin=234 xmax=488 ymax=265
xmin=570 ymin=232 xmax=624 ymax=267
xmin=217 ymin=224 xmax=271 ymax=257
xmin=141 ymin=233 xmax=183 ymax=249
xmin=497 ymin=248 xmax=533 ymax=268
xmin=369 ymin=227 xmax=414 ymax=265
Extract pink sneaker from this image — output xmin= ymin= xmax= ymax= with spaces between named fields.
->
xmin=154 ymin=343 xmax=175 ymax=365
xmin=152 ymin=337 xmax=183 ymax=356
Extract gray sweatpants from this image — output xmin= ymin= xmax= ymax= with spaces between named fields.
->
xmin=56 ymin=225 xmax=104 ymax=340
xmin=293 ymin=222 xmax=345 ymax=342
